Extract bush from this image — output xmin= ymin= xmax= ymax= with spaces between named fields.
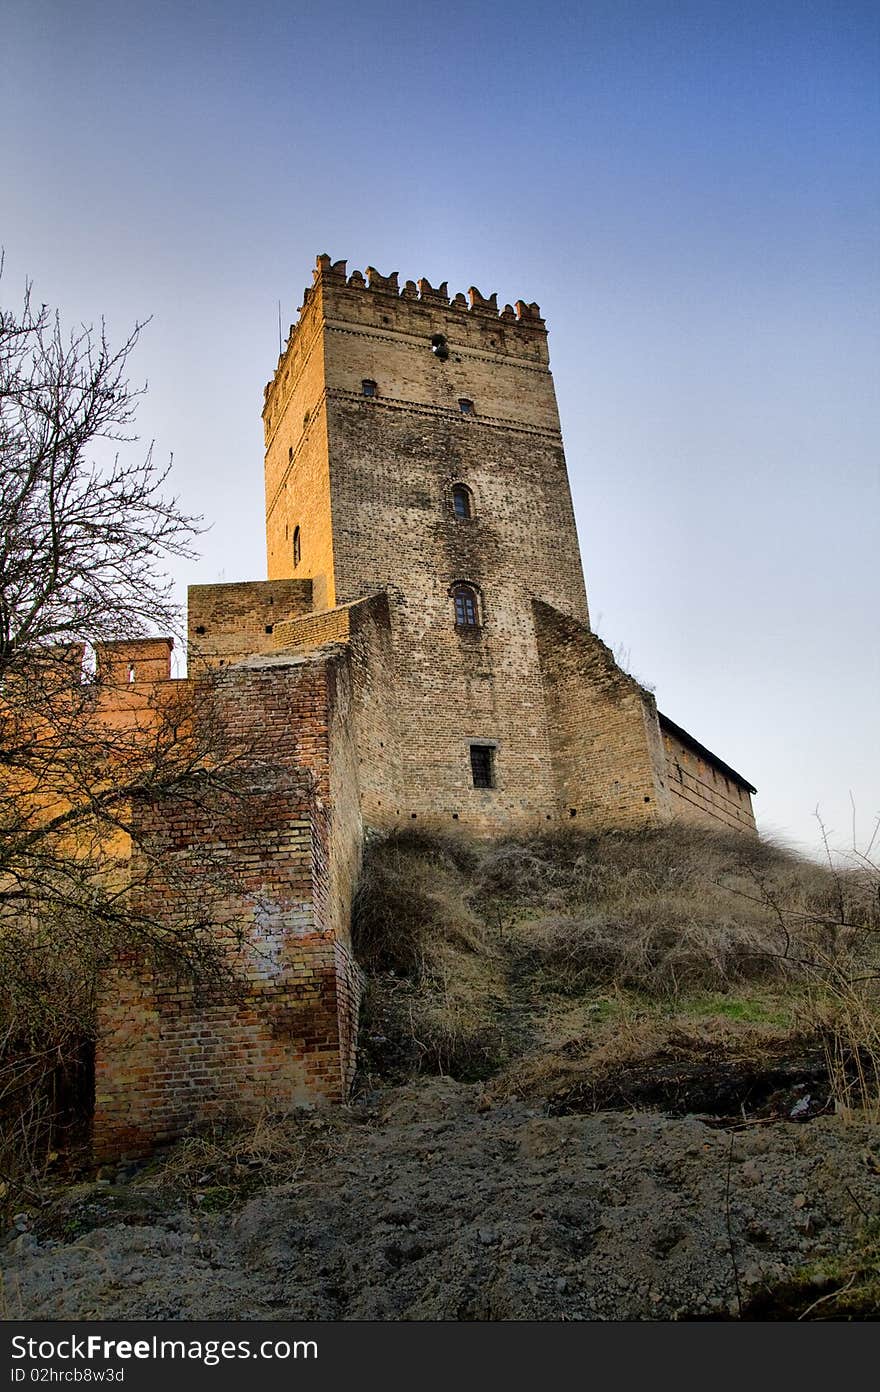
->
xmin=352 ymin=830 xmax=487 ymax=979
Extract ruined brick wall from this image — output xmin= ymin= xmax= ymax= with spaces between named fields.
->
xmin=533 ymin=600 xmax=672 ymax=828
xmin=92 ymin=652 xmax=364 ymax=1159
xmin=661 ymin=719 xmax=757 ymax=834
xmin=96 ymin=637 xmax=174 ymax=684
xmin=187 ymin=578 xmax=313 ymax=670
xmin=93 ymin=800 xmax=336 ymax=1159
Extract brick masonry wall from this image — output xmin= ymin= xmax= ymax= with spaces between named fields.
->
xmin=533 ymin=599 xmax=672 ymax=829
xmin=264 ymin=288 xmax=335 ymax=611
xmin=92 ymin=653 xmax=365 ymax=1159
xmin=662 ymin=727 xmax=757 ymax=834
xmin=187 ymin=578 xmax=314 ymax=671
xmin=273 ymin=600 xmax=356 ymax=654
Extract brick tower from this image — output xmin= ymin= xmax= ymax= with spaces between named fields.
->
xmin=261 ymin=257 xmax=595 ymax=829
xmin=191 ymin=252 xmax=755 ymax=837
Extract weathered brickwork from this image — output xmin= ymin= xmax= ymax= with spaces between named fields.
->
xmin=661 ymin=717 xmax=756 ymax=834
xmin=91 ymin=652 xmax=364 ymax=1159
xmin=188 ymin=578 xmax=313 ymax=670
xmin=532 ymin=601 xmax=672 ymax=829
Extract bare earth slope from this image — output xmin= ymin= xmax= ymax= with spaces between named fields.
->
xmin=4 ymin=1079 xmax=878 ymax=1321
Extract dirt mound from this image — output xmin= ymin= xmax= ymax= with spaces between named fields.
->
xmin=3 ymin=1082 xmax=879 ymax=1321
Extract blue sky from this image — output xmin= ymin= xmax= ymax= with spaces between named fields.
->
xmin=4 ymin=0 xmax=878 ymax=856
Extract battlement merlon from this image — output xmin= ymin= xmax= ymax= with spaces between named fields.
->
xmin=95 ymin=637 xmax=174 ymax=685
xmin=263 ymin=252 xmax=550 ymax=411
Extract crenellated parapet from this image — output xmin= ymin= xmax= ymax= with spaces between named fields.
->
xmin=264 ymin=252 xmax=549 ymax=409
xmin=305 ymin=252 xmax=545 ymax=328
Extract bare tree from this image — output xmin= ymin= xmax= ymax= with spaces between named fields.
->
xmin=0 ymin=274 xmax=253 ymax=1197
xmin=0 ymin=278 xmax=196 ymax=665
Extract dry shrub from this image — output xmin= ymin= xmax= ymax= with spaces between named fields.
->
xmin=352 ymin=830 xmax=487 ymax=979
xmin=0 ymin=936 xmax=98 ymax=1221
xmin=482 ymin=824 xmax=877 ymax=997
xmin=353 ymin=832 xmax=506 ymax=1082
xmin=477 ymin=824 xmax=822 ymax=913
xmin=809 ymin=966 xmax=880 ymax=1120
xmin=355 ymin=824 xmax=880 ymax=1105
xmin=405 ymin=997 xmax=508 ymax=1081
xmin=525 ymin=900 xmax=793 ymax=996
xmin=141 ymin=1109 xmax=340 ymax=1210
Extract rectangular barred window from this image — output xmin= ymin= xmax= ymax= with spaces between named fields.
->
xmin=470 ymin=744 xmax=495 ymax=789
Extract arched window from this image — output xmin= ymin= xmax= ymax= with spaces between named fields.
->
xmin=452 ymin=583 xmax=480 ymax=629
xmin=293 ymin=526 xmax=301 ymax=568
xmin=452 ymin=484 xmax=473 ymax=519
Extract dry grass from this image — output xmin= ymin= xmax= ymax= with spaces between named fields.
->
xmin=353 ymin=824 xmax=880 ymax=1111
xmin=135 ymin=1109 xmax=345 ymax=1211
xmin=352 ymin=829 xmax=486 ymax=979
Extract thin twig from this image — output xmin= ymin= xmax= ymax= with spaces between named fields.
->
xmin=798 ymin=1272 xmax=856 ymax=1320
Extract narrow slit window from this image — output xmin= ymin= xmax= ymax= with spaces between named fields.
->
xmin=452 ymin=484 xmax=472 ymax=519
xmin=470 ymin=745 xmax=495 ymax=789
xmin=293 ymin=525 xmax=301 ymax=568
xmin=452 ymin=583 xmax=479 ymax=628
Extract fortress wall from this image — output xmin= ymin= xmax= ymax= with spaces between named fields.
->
xmin=96 ymin=637 xmax=174 ymax=684
xmin=187 ymin=578 xmax=314 ymax=670
xmin=92 ymin=652 xmax=365 ymax=1159
xmin=533 ymin=600 xmax=671 ymax=829
xmin=344 ymin=593 xmax=404 ymax=829
xmin=662 ymin=725 xmax=757 ymax=834
xmin=273 ymin=600 xmax=355 ymax=653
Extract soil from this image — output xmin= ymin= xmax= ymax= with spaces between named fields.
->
xmin=3 ymin=1078 xmax=879 ymax=1321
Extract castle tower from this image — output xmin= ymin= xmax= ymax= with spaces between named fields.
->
xmin=262 ymin=256 xmax=593 ymax=828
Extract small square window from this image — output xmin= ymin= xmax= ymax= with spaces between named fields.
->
xmin=470 ymin=744 xmax=495 ymax=789
xmin=458 ymin=398 xmax=474 ymax=415
xmin=362 ymin=379 xmax=377 ymax=398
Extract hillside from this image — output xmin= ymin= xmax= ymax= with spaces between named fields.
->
xmin=3 ymin=825 xmax=879 ymax=1321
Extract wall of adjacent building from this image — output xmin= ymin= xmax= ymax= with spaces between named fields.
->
xmin=662 ymin=724 xmax=757 ymax=834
